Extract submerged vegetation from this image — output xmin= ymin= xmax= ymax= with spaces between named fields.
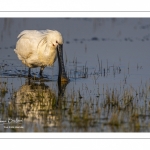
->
xmin=1 ymin=18 xmax=150 ymax=132
xmin=1 ymin=59 xmax=150 ymax=132
xmin=0 ymin=81 xmax=8 ymax=97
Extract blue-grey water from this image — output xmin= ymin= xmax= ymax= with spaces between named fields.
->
xmin=1 ymin=18 xmax=150 ymax=132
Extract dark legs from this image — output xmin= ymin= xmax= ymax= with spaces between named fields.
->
xmin=28 ymin=68 xmax=31 ymax=77
xmin=39 ymin=67 xmax=45 ymax=77
xmin=28 ymin=67 xmax=45 ymax=78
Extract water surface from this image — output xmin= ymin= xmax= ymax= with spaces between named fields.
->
xmin=1 ymin=18 xmax=150 ymax=132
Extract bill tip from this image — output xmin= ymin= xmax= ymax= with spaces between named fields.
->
xmin=61 ymin=76 xmax=69 ymax=83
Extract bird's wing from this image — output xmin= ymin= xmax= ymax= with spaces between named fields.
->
xmin=15 ymin=30 xmax=46 ymax=59
xmin=17 ymin=30 xmax=53 ymax=38
xmin=17 ymin=30 xmax=43 ymax=39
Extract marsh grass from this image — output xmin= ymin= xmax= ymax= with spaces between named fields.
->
xmin=1 ymin=59 xmax=150 ymax=132
xmin=0 ymin=81 xmax=8 ymax=97
xmin=0 ymin=77 xmax=150 ymax=132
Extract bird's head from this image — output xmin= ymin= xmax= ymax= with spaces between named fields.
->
xmin=46 ymin=30 xmax=63 ymax=48
xmin=46 ymin=30 xmax=69 ymax=83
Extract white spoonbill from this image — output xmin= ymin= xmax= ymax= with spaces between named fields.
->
xmin=14 ymin=30 xmax=68 ymax=82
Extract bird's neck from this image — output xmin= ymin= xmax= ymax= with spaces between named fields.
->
xmin=38 ymin=45 xmax=57 ymax=66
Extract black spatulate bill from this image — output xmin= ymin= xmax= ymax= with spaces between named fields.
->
xmin=57 ymin=44 xmax=69 ymax=82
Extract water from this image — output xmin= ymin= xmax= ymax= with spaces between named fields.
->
xmin=1 ymin=18 xmax=150 ymax=132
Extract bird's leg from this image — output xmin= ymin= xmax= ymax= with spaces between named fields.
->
xmin=28 ymin=68 xmax=32 ymax=77
xmin=39 ymin=67 xmax=45 ymax=77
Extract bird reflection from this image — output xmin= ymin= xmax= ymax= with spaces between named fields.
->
xmin=13 ymin=77 xmax=69 ymax=129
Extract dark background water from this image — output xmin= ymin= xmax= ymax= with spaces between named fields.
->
xmin=1 ymin=18 xmax=150 ymax=132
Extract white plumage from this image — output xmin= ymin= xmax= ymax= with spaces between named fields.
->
xmin=14 ymin=29 xmax=67 ymax=80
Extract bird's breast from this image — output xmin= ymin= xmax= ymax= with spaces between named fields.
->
xmin=38 ymin=48 xmax=57 ymax=66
